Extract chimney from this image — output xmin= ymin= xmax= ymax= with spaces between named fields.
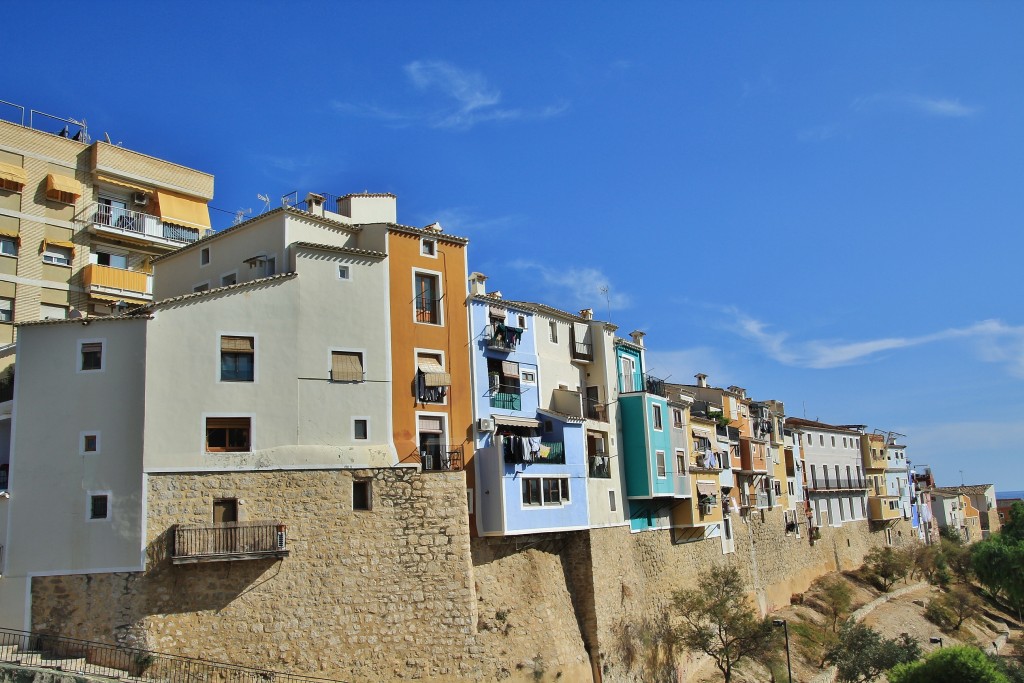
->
xmin=305 ymin=193 xmax=325 ymax=217
xmin=491 ymin=290 xmax=503 ymax=299
xmin=727 ymin=386 xmax=747 ymax=399
xmin=469 ymin=272 xmax=487 ymax=296
xmin=629 ymin=330 xmax=645 ymax=347
xmin=579 ymin=308 xmax=593 ymax=320
xmin=695 ymin=373 xmax=708 ymax=388
xmin=423 ymin=222 xmax=443 ymax=232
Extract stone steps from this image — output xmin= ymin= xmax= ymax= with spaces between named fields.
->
xmin=0 ymin=644 xmax=135 ymax=680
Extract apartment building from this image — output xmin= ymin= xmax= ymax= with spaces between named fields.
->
xmin=785 ymin=417 xmax=868 ymax=529
xmin=0 ymin=192 xmax=473 ymax=633
xmin=0 ymin=111 xmax=213 ymax=360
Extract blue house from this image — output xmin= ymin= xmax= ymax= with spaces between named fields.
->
xmin=469 ymin=291 xmax=589 ymax=536
xmin=616 ymin=334 xmax=688 ymax=532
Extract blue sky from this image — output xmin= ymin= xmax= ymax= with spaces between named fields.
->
xmin=6 ymin=1 xmax=1023 ymax=490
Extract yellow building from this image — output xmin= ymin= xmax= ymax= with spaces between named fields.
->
xmin=862 ymin=433 xmax=901 ymax=523
xmin=0 ymin=109 xmax=213 ymax=370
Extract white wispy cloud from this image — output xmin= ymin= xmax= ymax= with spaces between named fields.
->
xmin=852 ymin=92 xmax=981 ymax=118
xmin=333 ymin=61 xmax=568 ymax=130
xmin=725 ymin=308 xmax=1024 ymax=374
xmin=645 ymin=347 xmax=727 ymax=386
xmin=510 ymin=261 xmax=631 ymax=312
xmin=424 ymin=206 xmax=522 ymax=235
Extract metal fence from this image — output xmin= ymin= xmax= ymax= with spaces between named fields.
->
xmin=0 ymin=627 xmax=341 ymax=683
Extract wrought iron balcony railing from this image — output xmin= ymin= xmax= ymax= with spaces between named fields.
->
xmin=172 ymin=521 xmax=289 ymax=564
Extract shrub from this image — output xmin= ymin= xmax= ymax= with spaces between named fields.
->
xmin=864 ymin=546 xmax=911 ymax=592
xmin=825 ymin=622 xmax=921 ymax=683
xmin=924 ymin=599 xmax=955 ymax=630
xmin=888 ymin=645 xmax=1009 ymax=683
xmin=819 ymin=577 xmax=854 ymax=632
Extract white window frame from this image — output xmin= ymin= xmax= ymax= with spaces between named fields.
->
xmin=609 ymin=490 xmax=617 ymax=512
xmin=76 ymin=338 xmax=106 ymax=374
xmin=414 ymin=347 xmax=447 ymax=405
xmin=352 ymin=416 xmax=371 ymax=441
xmin=86 ymin=490 xmax=112 ymax=522
xmin=520 ymin=476 xmax=571 ymax=509
xmin=548 ymin=320 xmax=558 ymax=343
xmin=652 ymin=404 xmax=663 ymax=431
xmin=80 ymin=431 xmax=101 ymax=455
xmin=521 ymin=370 xmax=536 ymax=383
xmin=0 ymin=237 xmax=18 ymax=258
xmin=412 ymin=268 xmax=444 ymax=326
xmin=416 ymin=410 xmax=448 ymax=467
xmin=675 ymin=448 xmax=687 ymax=477
xmin=420 ymin=238 xmax=437 ymax=258
xmin=0 ymin=297 xmax=12 ymax=323
xmin=42 ymin=244 xmax=72 ymax=267
xmin=337 ymin=264 xmax=351 ymax=281
xmin=655 ymin=450 xmax=666 ymax=478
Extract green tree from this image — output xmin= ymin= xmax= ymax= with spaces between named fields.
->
xmin=824 ymin=621 xmax=921 ymax=683
xmin=940 ymin=586 xmax=982 ymax=630
xmin=864 ymin=546 xmax=911 ymax=592
xmin=819 ymin=577 xmax=854 ymax=633
xmin=1001 ymin=501 xmax=1024 ymax=542
xmin=942 ymin=538 xmax=975 ymax=584
xmin=972 ymin=532 xmax=1024 ymax=621
xmin=888 ymin=645 xmax=1008 ymax=683
xmin=672 ymin=566 xmax=780 ymax=683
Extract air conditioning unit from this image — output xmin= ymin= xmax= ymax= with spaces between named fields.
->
xmin=478 ymin=418 xmax=494 ymax=432
xmin=132 ymin=192 xmax=148 ymax=206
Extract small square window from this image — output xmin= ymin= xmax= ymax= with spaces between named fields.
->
xmin=656 ymin=450 xmax=666 ymax=478
xmin=652 ymin=404 xmax=663 ymax=430
xmin=82 ymin=433 xmax=98 ymax=453
xmin=609 ymin=490 xmax=617 ymax=512
xmin=200 ymin=247 xmax=210 ymax=266
xmin=521 ymin=370 xmax=536 ymax=383
xmin=221 ymin=273 xmax=237 ymax=287
xmin=42 ymin=245 xmax=72 ymax=266
xmin=80 ymin=342 xmax=103 ymax=371
xmin=206 ymin=417 xmax=251 ymax=452
xmin=89 ymin=494 xmax=109 ymax=520
xmin=517 ymin=314 xmax=527 ymax=329
xmin=353 ymin=480 xmax=371 ymax=510
xmin=548 ymin=321 xmax=558 ymax=343
xmin=354 ymin=419 xmax=368 ymax=440
xmin=338 ymin=265 xmax=350 ymax=280
xmin=0 ymin=237 xmax=18 ymax=257
xmin=331 ymin=351 xmax=364 ymax=382
xmin=0 ymin=297 xmax=12 ymax=323
xmin=421 ymin=239 xmax=436 ymax=256
xmin=193 ymin=283 xmax=209 ymax=293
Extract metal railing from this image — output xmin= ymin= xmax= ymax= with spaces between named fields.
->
xmin=588 ymin=455 xmax=611 ymax=478
xmin=489 ymin=390 xmax=522 ymax=410
xmin=808 ymin=477 xmax=868 ymax=492
xmin=644 ymin=374 xmax=666 ymax=397
xmin=0 ymin=627 xmax=340 ymax=683
xmin=172 ymin=521 xmax=287 ymax=563
xmin=487 ymin=322 xmax=522 ymax=351
xmin=84 ymin=203 xmax=201 ymax=244
xmin=535 ymin=441 xmax=565 ymax=464
xmin=584 ymin=397 xmax=608 ymax=422
xmin=420 ymin=445 xmax=464 ymax=472
xmin=414 ymin=295 xmax=440 ymax=324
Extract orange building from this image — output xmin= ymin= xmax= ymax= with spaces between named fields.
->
xmin=385 ymin=222 xmax=474 ymax=481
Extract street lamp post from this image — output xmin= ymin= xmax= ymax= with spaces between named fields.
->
xmin=773 ymin=619 xmax=792 ymax=683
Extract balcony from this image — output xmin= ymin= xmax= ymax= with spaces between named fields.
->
xmin=808 ymin=477 xmax=868 ymax=493
xmin=536 ymin=441 xmax=565 ymax=464
xmin=674 ymin=473 xmax=691 ymax=498
xmin=82 ymin=203 xmax=201 ymax=248
xmin=869 ymin=497 xmax=903 ymax=522
xmin=171 ymin=521 xmax=289 ymax=564
xmin=644 ymin=374 xmax=666 ymax=397
xmin=420 ymin=445 xmax=464 ymax=472
xmin=490 ymin=388 xmax=522 ymax=410
xmin=487 ymin=322 xmax=523 ymax=352
xmin=589 ymin=454 xmax=611 ymax=478
xmin=82 ymin=264 xmax=152 ymax=301
xmin=739 ymin=439 xmax=769 ymax=473
xmin=415 ymin=295 xmax=441 ymax=324
xmin=569 ymin=326 xmax=593 ymax=362
xmin=756 ymin=492 xmax=771 ymax=509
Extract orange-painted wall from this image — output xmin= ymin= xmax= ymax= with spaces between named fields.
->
xmin=387 ymin=230 xmax=473 ymax=471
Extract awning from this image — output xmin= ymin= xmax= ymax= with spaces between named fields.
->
xmin=41 ymin=239 xmax=76 ymax=257
xmin=90 ymin=293 xmax=149 ymax=305
xmin=0 ymin=162 xmax=26 ymax=185
xmin=331 ymin=352 xmax=363 ymax=382
xmin=155 ymin=190 xmax=211 ymax=230
xmin=46 ymin=174 xmax=81 ymax=197
xmin=696 ymin=480 xmax=719 ymax=496
xmin=0 ymin=226 xmax=19 ymax=240
xmin=501 ymin=360 xmax=519 ymax=378
xmin=692 ymin=426 xmax=714 ymax=436
xmin=418 ymin=360 xmax=451 ymax=387
xmin=221 ymin=336 xmax=254 ymax=352
xmin=488 ymin=304 xmax=506 ymax=319
xmin=95 ymin=174 xmax=152 ymax=194
xmin=493 ymin=415 xmax=540 ymax=429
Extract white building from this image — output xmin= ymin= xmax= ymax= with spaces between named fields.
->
xmin=785 ymin=418 xmax=868 ymax=529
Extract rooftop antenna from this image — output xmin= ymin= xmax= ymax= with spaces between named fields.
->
xmin=257 ymin=194 xmax=271 ymax=214
xmin=600 ymin=285 xmax=610 ymax=321
xmin=234 ymin=208 xmax=252 ymax=225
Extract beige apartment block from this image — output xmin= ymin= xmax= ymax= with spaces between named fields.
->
xmin=0 ymin=114 xmax=213 ymax=365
